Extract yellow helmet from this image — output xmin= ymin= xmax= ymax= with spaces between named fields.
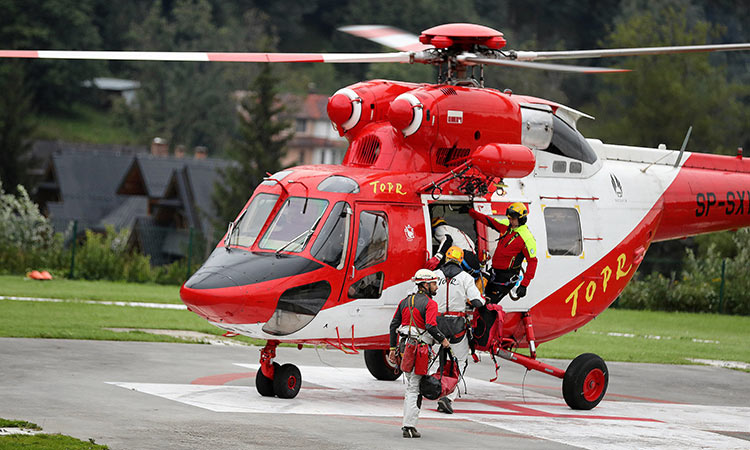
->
xmin=431 ymin=216 xmax=447 ymax=228
xmin=445 ymin=246 xmax=464 ymax=264
xmin=506 ymin=202 xmax=528 ymax=219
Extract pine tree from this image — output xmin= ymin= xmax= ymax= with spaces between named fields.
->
xmin=212 ymin=64 xmax=292 ymax=232
xmin=0 ymin=64 xmax=37 ymax=191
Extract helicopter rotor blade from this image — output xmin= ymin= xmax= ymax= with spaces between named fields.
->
xmin=337 ymin=25 xmax=431 ymax=52
xmin=462 ymin=56 xmax=629 ymax=73
xmin=0 ymin=49 xmax=416 ymax=64
xmin=513 ymin=43 xmax=750 ymax=61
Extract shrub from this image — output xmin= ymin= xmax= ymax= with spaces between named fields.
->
xmin=0 ymin=181 xmax=66 ymax=274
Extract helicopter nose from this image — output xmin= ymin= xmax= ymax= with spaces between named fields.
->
xmin=180 ymin=269 xmax=254 ymax=322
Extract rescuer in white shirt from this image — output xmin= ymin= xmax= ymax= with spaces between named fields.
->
xmin=434 ymin=246 xmax=485 ymax=414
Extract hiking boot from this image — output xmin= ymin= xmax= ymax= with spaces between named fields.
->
xmin=402 ymin=427 xmax=421 ymax=438
xmin=437 ymin=396 xmax=453 ymax=414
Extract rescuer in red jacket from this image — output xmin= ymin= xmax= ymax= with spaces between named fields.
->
xmin=468 ymin=202 xmax=538 ymax=303
xmin=388 ymin=269 xmax=450 ymax=438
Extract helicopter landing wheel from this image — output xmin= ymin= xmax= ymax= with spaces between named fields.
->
xmin=364 ymin=349 xmax=402 ymax=381
xmin=562 ymin=353 xmax=609 ymax=410
xmin=273 ymin=363 xmax=302 ymax=399
xmin=255 ymin=361 xmax=280 ymax=397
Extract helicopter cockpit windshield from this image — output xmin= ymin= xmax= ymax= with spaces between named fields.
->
xmin=258 ymin=197 xmax=329 ymax=253
xmin=227 ymin=193 xmax=279 ymax=248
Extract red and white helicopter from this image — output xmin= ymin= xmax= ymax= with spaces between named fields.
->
xmin=5 ymin=23 xmax=750 ymax=409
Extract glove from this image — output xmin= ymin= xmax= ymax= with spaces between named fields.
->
xmin=425 ymin=256 xmax=440 ymax=270
xmin=458 ymin=205 xmax=470 ymax=214
xmin=515 ymin=285 xmax=527 ymax=299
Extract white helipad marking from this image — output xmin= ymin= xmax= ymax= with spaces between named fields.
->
xmin=109 ymin=364 xmax=750 ymax=449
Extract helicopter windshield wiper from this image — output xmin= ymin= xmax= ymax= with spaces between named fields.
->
xmin=274 ymin=216 xmax=322 ymax=257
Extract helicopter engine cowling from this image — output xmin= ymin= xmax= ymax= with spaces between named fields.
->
xmin=328 ymin=80 xmax=418 ymax=138
xmin=470 ymin=143 xmax=535 ymax=178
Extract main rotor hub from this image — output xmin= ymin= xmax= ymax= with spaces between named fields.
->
xmin=419 ymin=23 xmax=506 ymax=50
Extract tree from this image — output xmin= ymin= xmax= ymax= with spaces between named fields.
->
xmin=583 ymin=4 xmax=750 ymax=154
xmin=0 ymin=64 xmax=37 ymax=191
xmin=212 ymin=64 xmax=293 ymax=229
xmin=123 ymin=0 xmax=273 ymax=153
xmin=0 ymin=0 xmax=103 ymax=112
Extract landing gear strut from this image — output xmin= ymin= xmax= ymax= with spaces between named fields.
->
xmin=494 ymin=312 xmax=609 ymax=410
xmin=256 ymin=340 xmax=302 ymax=399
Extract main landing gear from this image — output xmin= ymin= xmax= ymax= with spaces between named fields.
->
xmin=364 ymin=349 xmax=402 ymax=381
xmin=256 ymin=340 xmax=302 ymax=399
xmin=494 ymin=313 xmax=609 ymax=410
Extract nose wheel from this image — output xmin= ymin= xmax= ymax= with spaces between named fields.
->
xmin=256 ymin=340 xmax=303 ymax=399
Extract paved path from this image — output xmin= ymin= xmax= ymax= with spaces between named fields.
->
xmin=1 ymin=338 xmax=749 ymax=449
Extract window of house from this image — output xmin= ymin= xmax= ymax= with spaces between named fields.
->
xmin=544 ymin=207 xmax=583 ymax=256
xmin=353 ymin=211 xmax=388 ymax=269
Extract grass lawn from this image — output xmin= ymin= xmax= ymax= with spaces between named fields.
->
xmin=0 ymin=275 xmax=181 ymax=304
xmin=1 ymin=277 xmax=749 ymax=365
xmin=538 ymin=308 xmax=750 ymax=365
xmin=0 ymin=418 xmax=107 ymax=449
xmin=34 ymin=104 xmax=139 ymax=145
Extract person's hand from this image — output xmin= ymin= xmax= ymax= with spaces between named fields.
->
xmin=425 ymin=256 xmax=440 ymax=270
xmin=441 ymin=338 xmax=450 ymax=348
xmin=388 ymin=349 xmax=397 ymax=364
xmin=516 ymin=285 xmax=527 ymax=298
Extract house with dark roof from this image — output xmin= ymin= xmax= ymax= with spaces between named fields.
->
xmin=35 ymin=143 xmax=233 ymax=266
xmin=117 ymin=154 xmax=234 ymax=265
xmin=276 ymin=93 xmax=349 ymax=167
xmin=36 ymin=149 xmax=148 ymax=232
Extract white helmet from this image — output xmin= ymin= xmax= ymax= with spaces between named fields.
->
xmin=412 ymin=268 xmax=438 ymax=284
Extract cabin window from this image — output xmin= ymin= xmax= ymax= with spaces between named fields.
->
xmin=317 ymin=175 xmax=360 ymax=193
xmin=311 ymin=201 xmax=351 ymax=268
xmin=552 ymin=161 xmax=567 ymax=173
xmin=354 ymin=211 xmax=388 ymax=269
xmin=544 ymin=207 xmax=583 ymax=256
xmin=542 ymin=115 xmax=597 ymax=164
xmin=258 ymin=197 xmax=329 ymax=252
xmin=232 ymin=193 xmax=279 ymax=247
xmin=348 ymin=272 xmax=384 ymax=298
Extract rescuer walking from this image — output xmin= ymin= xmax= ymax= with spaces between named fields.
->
xmin=388 ymin=269 xmax=450 ymax=438
xmin=434 ymin=246 xmax=485 ymax=414
xmin=469 ymin=203 xmax=538 ymax=303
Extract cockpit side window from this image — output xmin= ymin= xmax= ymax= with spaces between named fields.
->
xmin=354 ymin=211 xmax=388 ymax=270
xmin=543 ymin=115 xmax=597 ymax=164
xmin=258 ymin=197 xmax=329 ymax=252
xmin=231 ymin=193 xmax=279 ymax=247
xmin=311 ymin=201 xmax=351 ymax=268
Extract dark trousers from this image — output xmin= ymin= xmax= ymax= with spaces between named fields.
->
xmin=486 ymin=268 xmax=520 ymax=303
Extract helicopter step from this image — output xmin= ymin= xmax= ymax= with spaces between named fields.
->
xmin=256 ymin=340 xmax=302 ymax=398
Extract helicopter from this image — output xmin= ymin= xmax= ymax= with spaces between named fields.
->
xmin=5 ymin=22 xmax=750 ymax=410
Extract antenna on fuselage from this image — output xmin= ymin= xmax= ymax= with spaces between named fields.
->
xmin=673 ymin=126 xmax=693 ymax=168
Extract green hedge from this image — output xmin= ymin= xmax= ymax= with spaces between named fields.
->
xmin=617 ymin=229 xmax=750 ymax=315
